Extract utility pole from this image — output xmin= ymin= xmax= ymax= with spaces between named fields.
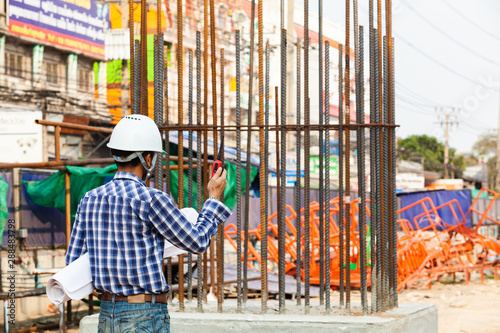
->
xmin=437 ymin=107 xmax=458 ymax=179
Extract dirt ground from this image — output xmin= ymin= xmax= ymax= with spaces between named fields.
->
xmin=398 ymin=274 xmax=500 ymax=333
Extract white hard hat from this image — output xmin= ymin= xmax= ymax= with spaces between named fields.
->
xmin=107 ymin=115 xmax=163 ymax=153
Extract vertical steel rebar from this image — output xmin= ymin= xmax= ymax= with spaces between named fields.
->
xmin=357 ymin=25 xmax=368 ymax=316
xmin=324 ymin=41 xmax=331 ymax=314
xmin=133 ymin=40 xmax=141 ymax=115
xmin=244 ymin=0 xmax=257 ymax=304
xmin=140 ymin=0 xmax=148 ymax=115
xmin=390 ymin=37 xmax=398 ymax=309
xmin=195 ymin=31 xmax=204 ymax=313
xmin=295 ymin=43 xmax=302 ymax=306
xmin=202 ymin=0 xmax=209 ymax=304
xmin=262 ymin=40 xmax=270 ymax=314
xmin=383 ymin=35 xmax=389 ymax=312
xmin=344 ymin=0 xmax=351 ymax=312
xmin=318 ymin=0 xmax=325 ymax=307
xmin=275 ymin=87 xmax=281 ymax=312
xmin=208 ymin=0 xmax=217 ymax=300
xmin=129 ymin=0 xmax=134 ymax=108
xmin=177 ymin=0 xmax=185 ymax=312
xmin=187 ymin=49 xmax=194 ymax=303
xmin=163 ymin=43 xmax=173 ymax=307
xmin=338 ymin=43 xmax=345 ymax=308
xmin=376 ymin=0 xmax=386 ymax=312
xmin=235 ymin=30 xmax=243 ymax=314
xmin=368 ymin=0 xmax=377 ymax=314
xmin=303 ymin=0 xmax=311 ymax=314
xmin=279 ymin=28 xmax=287 ymax=314
xmin=258 ymin=0 xmax=267 ymax=315
xmin=217 ymin=48 xmax=225 ymax=313
xmin=374 ymin=27 xmax=382 ymax=313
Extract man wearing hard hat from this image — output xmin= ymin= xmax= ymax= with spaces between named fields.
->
xmin=66 ymin=115 xmax=230 ymax=332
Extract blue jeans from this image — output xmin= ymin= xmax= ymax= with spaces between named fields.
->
xmin=98 ymin=297 xmax=170 ymax=333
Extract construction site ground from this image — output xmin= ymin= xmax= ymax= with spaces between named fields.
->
xmin=8 ymin=272 xmax=499 ymax=333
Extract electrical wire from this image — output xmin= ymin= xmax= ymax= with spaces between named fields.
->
xmin=401 ymin=0 xmax=500 ymax=67
xmin=442 ymin=0 xmax=500 ymax=44
xmin=394 ymin=34 xmax=485 ymax=86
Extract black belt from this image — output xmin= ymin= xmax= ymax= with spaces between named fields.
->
xmin=98 ymin=291 xmax=168 ymax=304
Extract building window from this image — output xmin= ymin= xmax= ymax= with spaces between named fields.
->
xmin=78 ymin=69 xmax=91 ymax=91
xmin=46 ymin=63 xmax=58 ymax=84
xmin=5 ymin=53 xmax=23 ymax=78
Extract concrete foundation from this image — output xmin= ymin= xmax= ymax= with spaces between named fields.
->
xmin=80 ymin=301 xmax=437 ymax=333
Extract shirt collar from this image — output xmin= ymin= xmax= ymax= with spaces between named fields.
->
xmin=113 ymin=171 xmax=146 ymax=186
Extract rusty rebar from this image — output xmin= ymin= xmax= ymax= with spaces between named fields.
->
xmin=318 ymin=0 xmax=325 ymax=307
xmin=140 ymin=0 xmax=147 ymax=115
xmin=324 ymin=40 xmax=331 ymax=314
xmin=202 ymin=0 xmax=209 ymax=304
xmin=217 ymin=47 xmax=225 ymax=313
xmin=244 ymin=0 xmax=257 ymax=304
xmin=195 ymin=30 xmax=204 ymax=313
xmin=187 ymin=48 xmax=194 ymax=303
xmin=303 ymin=0 xmax=311 ymax=314
xmin=295 ymin=43 xmax=302 ymax=306
xmin=262 ymin=40 xmax=270 ymax=314
xmin=344 ymin=0 xmax=351 ymax=312
xmin=235 ymin=30 xmax=243 ymax=315
xmin=279 ymin=28 xmax=287 ymax=314
xmin=129 ymin=0 xmax=134 ymax=106
xmin=258 ymin=0 xmax=267 ymax=315
xmin=338 ymin=43 xmax=345 ymax=309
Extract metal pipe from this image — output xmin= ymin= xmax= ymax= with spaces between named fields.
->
xmin=244 ymin=0 xmax=257 ymax=304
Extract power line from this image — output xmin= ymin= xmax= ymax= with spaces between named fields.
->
xmin=395 ymin=34 xmax=485 ymax=86
xmin=396 ymin=81 xmax=453 ymax=107
xmin=442 ymin=0 xmax=500 ymax=44
xmin=401 ymin=0 xmax=500 ymax=67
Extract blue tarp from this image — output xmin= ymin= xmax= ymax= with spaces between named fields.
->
xmin=399 ymin=190 xmax=472 ymax=228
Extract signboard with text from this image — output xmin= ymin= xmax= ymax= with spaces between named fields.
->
xmin=8 ymin=0 xmax=107 ymax=57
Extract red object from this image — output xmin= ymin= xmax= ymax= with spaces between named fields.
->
xmin=211 ymin=135 xmax=224 ymax=177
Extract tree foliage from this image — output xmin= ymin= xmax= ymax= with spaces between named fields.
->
xmin=398 ymin=135 xmax=462 ymax=175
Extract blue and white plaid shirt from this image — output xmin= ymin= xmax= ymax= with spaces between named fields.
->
xmin=66 ymin=171 xmax=231 ymax=295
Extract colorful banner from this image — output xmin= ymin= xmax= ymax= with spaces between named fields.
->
xmin=8 ymin=0 xmax=108 ymax=57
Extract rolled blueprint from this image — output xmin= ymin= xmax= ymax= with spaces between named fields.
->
xmin=46 ymin=252 xmax=93 ymax=305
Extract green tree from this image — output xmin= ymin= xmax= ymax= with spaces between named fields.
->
xmin=398 ymin=134 xmax=464 ymax=176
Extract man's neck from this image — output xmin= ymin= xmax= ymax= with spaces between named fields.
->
xmin=117 ymin=166 xmax=144 ymax=180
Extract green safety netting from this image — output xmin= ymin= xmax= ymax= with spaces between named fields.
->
xmin=169 ymin=160 xmax=258 ymax=211
xmin=23 ymin=165 xmax=118 ymax=221
xmin=22 ymin=161 xmax=257 ymax=222
xmin=0 ymin=176 xmax=8 ymax=241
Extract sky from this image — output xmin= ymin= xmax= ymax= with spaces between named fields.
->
xmin=297 ymin=0 xmax=500 ymax=155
